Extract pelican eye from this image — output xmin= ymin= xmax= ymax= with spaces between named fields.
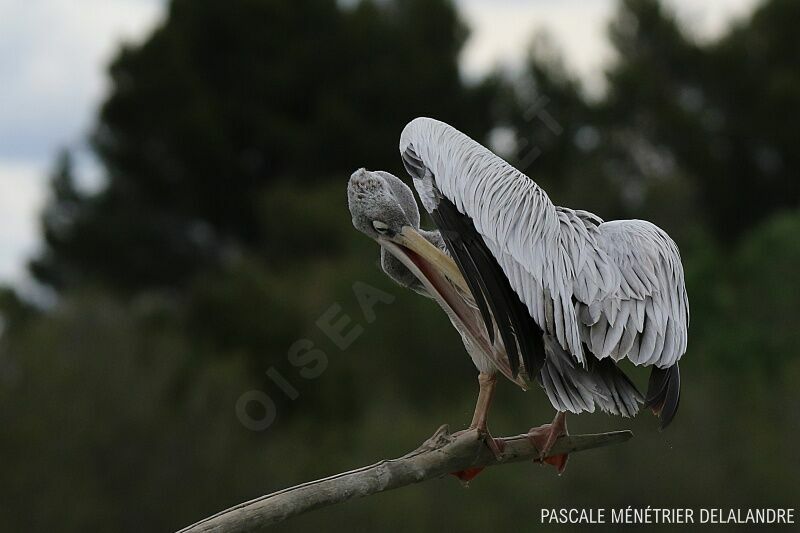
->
xmin=372 ymin=221 xmax=390 ymax=234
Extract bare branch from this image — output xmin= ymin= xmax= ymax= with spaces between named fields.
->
xmin=178 ymin=426 xmax=632 ymax=532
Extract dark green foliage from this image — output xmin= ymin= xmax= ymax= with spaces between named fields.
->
xmin=696 ymin=210 xmax=800 ymax=373
xmin=0 ymin=294 xmax=276 ymax=532
xmin=29 ymin=150 xmax=87 ymax=290
xmin=602 ymin=0 xmax=800 ymax=241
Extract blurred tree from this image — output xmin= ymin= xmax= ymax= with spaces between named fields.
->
xmin=0 ymin=292 xmax=277 ymax=532
xmin=0 ymin=286 xmax=38 ymax=335
xmin=698 ymin=209 xmax=800 ymax=373
xmin=497 ymin=34 xmax=633 ymax=218
xmin=602 ymin=0 xmax=800 ymax=242
xmin=498 ymin=14 xmax=705 ymax=239
xmin=503 ymin=0 xmax=798 ymax=243
xmin=499 ymin=34 xmax=593 ymax=192
xmin=29 ymin=150 xmax=86 ymax=290
xmin=31 ymin=0 xmax=498 ymax=294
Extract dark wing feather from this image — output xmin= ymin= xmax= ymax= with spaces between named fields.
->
xmin=402 ymin=147 xmax=499 ymax=342
xmin=403 ymin=145 xmax=546 ymax=378
xmin=431 ymin=206 xmax=496 ymax=345
xmin=644 ymin=364 xmax=681 ymax=430
xmin=432 ymin=195 xmax=546 ymax=379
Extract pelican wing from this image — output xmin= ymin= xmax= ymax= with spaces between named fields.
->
xmin=578 ymin=220 xmax=689 ymax=368
xmin=539 ymin=334 xmax=643 ymax=416
xmin=400 ymin=117 xmax=618 ymax=365
xmin=430 ymin=193 xmax=546 ymax=378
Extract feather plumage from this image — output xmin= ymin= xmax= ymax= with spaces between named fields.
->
xmin=399 ymin=117 xmax=689 ymax=415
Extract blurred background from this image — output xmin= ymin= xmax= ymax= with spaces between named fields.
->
xmin=1 ymin=0 xmax=798 ymax=531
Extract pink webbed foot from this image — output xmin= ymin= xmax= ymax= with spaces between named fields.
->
xmin=449 ymin=432 xmax=506 ymax=484
xmin=528 ymin=412 xmax=569 ymax=474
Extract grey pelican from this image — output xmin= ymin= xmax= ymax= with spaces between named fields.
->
xmin=347 ymin=118 xmax=688 ymax=474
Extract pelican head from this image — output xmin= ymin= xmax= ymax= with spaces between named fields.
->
xmin=347 ymin=168 xmax=420 ymax=240
xmin=347 ymin=168 xmax=467 ymax=296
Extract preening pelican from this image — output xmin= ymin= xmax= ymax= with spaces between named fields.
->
xmin=348 ymin=117 xmax=688 ymax=473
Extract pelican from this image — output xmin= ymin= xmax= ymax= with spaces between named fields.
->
xmin=347 ymin=117 xmax=688 ymax=474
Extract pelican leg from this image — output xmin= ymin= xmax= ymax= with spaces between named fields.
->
xmin=468 ymin=372 xmax=504 ymax=460
xmin=528 ymin=411 xmax=569 ymax=474
xmin=468 ymin=372 xmax=497 ymax=431
xmin=451 ymin=373 xmax=502 ymax=483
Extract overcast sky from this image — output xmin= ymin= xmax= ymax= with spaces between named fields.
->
xmin=0 ymin=0 xmax=759 ymax=287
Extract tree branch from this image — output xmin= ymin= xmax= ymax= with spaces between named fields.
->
xmin=178 ymin=425 xmax=632 ymax=532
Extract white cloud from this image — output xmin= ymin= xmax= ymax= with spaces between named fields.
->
xmin=459 ymin=0 xmax=615 ymax=94
xmin=0 ymin=160 xmax=47 ymax=283
xmin=666 ymin=0 xmax=761 ymax=39
xmin=0 ymin=0 xmax=164 ymax=285
xmin=458 ymin=0 xmax=759 ymax=95
xmin=0 ymin=0 xmax=164 ymax=159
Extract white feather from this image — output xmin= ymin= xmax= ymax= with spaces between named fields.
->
xmin=399 ymin=117 xmax=689 ymax=371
